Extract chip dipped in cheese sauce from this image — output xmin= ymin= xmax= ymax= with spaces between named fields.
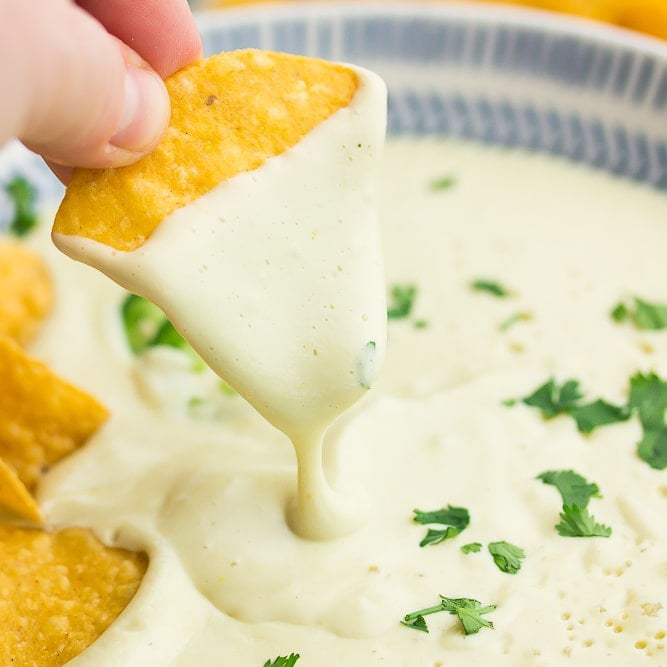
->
xmin=53 ymin=62 xmax=388 ymax=542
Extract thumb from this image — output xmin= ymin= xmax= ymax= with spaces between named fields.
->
xmin=1 ymin=0 xmax=170 ymax=170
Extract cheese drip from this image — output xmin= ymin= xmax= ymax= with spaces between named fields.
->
xmin=53 ymin=67 xmax=388 ymax=540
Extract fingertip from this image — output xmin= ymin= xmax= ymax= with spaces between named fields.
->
xmin=108 ymin=66 xmax=170 ymax=155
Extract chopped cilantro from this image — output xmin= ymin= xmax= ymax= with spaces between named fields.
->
xmin=499 ymin=311 xmax=531 ymax=332
xmin=121 ymin=294 xmax=165 ymax=354
xmin=520 ymin=377 xmax=583 ymax=418
xmin=505 ymin=377 xmax=630 ymax=433
xmin=402 ymin=596 xmax=495 ymax=635
xmin=120 ymin=293 xmax=208 ymax=373
xmin=611 ymin=296 xmax=667 ymax=330
xmin=487 ymin=541 xmax=525 ymax=574
xmin=263 ymin=654 xmax=300 ymax=667
xmin=359 ymin=340 xmax=376 ymax=389
xmin=470 ymin=279 xmax=511 ymax=298
xmin=536 ymin=470 xmax=600 ymax=508
xmin=387 ymin=284 xmax=417 ymax=320
xmin=537 ymin=470 xmax=611 ymax=538
xmin=556 ymin=505 xmax=612 ymax=538
xmin=628 ymin=372 xmax=667 ymax=469
xmin=460 ymin=542 xmax=482 ymax=554
xmin=413 ymin=504 xmax=470 ymax=547
xmin=413 ymin=319 xmax=429 ymax=329
xmin=4 ymin=176 xmax=38 ymax=237
xmin=610 ymin=301 xmax=629 ymax=323
xmin=429 ymin=175 xmax=456 ymax=191
xmin=567 ymin=399 xmax=631 ymax=434
xmin=152 ymin=320 xmax=206 ymax=371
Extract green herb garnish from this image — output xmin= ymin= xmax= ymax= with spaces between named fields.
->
xmin=514 ymin=377 xmax=583 ymax=418
xmin=359 ymin=340 xmax=376 ymax=389
xmin=121 ymin=294 xmax=166 ymax=354
xmin=504 ymin=377 xmax=630 ymax=432
xmin=628 ymin=372 xmax=667 ymax=469
xmin=263 ymin=654 xmax=300 ymax=667
xmin=536 ymin=470 xmax=600 ymax=508
xmin=429 ymin=175 xmax=456 ymax=191
xmin=413 ymin=504 xmax=470 ymax=547
xmin=499 ymin=311 xmax=531 ymax=332
xmin=402 ymin=596 xmax=495 ymax=635
xmin=611 ymin=296 xmax=667 ymax=330
xmin=120 ymin=293 xmax=207 ymax=372
xmin=537 ymin=469 xmax=611 ymax=538
xmin=567 ymin=399 xmax=631 ymax=434
xmin=556 ymin=505 xmax=612 ymax=538
xmin=387 ymin=284 xmax=417 ymax=320
xmin=460 ymin=542 xmax=482 ymax=554
xmin=470 ymin=279 xmax=511 ymax=298
xmin=487 ymin=541 xmax=525 ymax=574
xmin=4 ymin=176 xmax=38 ymax=237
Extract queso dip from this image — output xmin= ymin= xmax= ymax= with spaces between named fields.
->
xmin=27 ymin=138 xmax=667 ymax=665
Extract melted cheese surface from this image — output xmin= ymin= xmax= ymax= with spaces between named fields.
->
xmin=31 ymin=138 xmax=667 ymax=665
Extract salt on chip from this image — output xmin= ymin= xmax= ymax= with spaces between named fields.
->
xmin=53 ymin=49 xmax=359 ymax=251
xmin=0 ymin=335 xmax=109 ymax=492
xmin=0 ymin=240 xmax=53 ymax=345
xmin=0 ymin=525 xmax=147 ymax=666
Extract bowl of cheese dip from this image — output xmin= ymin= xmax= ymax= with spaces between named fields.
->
xmin=2 ymin=3 xmax=667 ymax=666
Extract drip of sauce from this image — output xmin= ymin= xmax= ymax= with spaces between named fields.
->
xmin=53 ymin=67 xmax=388 ymax=540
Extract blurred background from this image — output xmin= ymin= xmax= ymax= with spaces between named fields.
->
xmin=190 ymin=1 xmax=667 ymax=42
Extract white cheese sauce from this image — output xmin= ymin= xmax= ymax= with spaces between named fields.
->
xmin=53 ymin=67 xmax=388 ymax=542
xmin=31 ymin=138 xmax=667 ymax=665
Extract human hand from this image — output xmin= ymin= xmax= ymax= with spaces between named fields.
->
xmin=0 ymin=0 xmax=202 ymax=182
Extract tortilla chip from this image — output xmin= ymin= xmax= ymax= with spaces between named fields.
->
xmin=0 ymin=457 xmax=41 ymax=523
xmin=0 ymin=525 xmax=147 ymax=666
xmin=0 ymin=240 xmax=53 ymax=345
xmin=0 ymin=335 xmax=109 ymax=492
xmin=54 ymin=49 xmax=359 ymax=251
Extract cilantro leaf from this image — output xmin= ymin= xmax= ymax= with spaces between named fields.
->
xmin=611 ymin=296 xmax=667 ymax=330
xmin=4 ymin=176 xmax=38 ymax=237
xmin=499 ymin=311 xmax=531 ymax=332
xmin=439 ymin=596 xmax=496 ymax=635
xmin=556 ymin=505 xmax=612 ymax=538
xmin=387 ymin=284 xmax=417 ymax=320
xmin=401 ymin=613 xmax=430 ymax=632
xmin=460 ymin=542 xmax=482 ymax=554
xmin=538 ymin=470 xmax=611 ymax=538
xmin=470 ymin=278 xmax=511 ymax=298
xmin=263 ymin=654 xmax=300 ymax=667
xmin=506 ymin=377 xmax=629 ymax=433
xmin=487 ymin=541 xmax=525 ymax=574
xmin=636 ymin=428 xmax=667 ymax=470
xmin=628 ymin=372 xmax=667 ymax=429
xmin=628 ymin=372 xmax=667 ymax=469
xmin=413 ymin=505 xmax=470 ymax=547
xmin=429 ymin=175 xmax=456 ymax=191
xmin=521 ymin=377 xmax=583 ymax=418
xmin=567 ymin=399 xmax=631 ymax=434
xmin=359 ymin=340 xmax=376 ymax=390
xmin=536 ymin=470 xmax=600 ymax=508
xmin=402 ymin=596 xmax=495 ymax=635
xmin=121 ymin=294 xmax=166 ymax=354
xmin=121 ymin=293 xmax=209 ymax=374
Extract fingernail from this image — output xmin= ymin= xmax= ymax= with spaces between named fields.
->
xmin=110 ymin=67 xmax=170 ymax=152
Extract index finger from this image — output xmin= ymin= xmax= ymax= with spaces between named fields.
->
xmin=76 ymin=0 xmax=203 ymax=78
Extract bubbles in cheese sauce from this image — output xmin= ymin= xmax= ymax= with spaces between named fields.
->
xmin=53 ymin=67 xmax=388 ymax=542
